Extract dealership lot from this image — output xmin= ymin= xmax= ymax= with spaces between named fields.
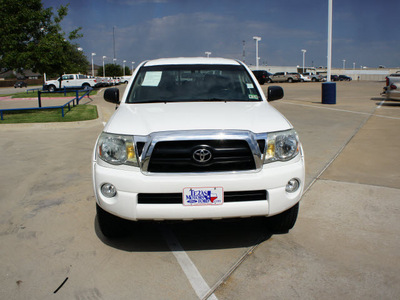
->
xmin=0 ymin=81 xmax=399 ymax=299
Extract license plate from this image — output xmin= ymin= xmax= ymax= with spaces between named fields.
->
xmin=183 ymin=187 xmax=224 ymax=206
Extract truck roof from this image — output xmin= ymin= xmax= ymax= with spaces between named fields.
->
xmin=143 ymin=57 xmax=241 ymax=66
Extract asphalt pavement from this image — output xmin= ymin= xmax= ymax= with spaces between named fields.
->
xmin=0 ymin=81 xmax=399 ymax=299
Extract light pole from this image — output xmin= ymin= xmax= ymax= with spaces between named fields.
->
xmin=205 ymin=51 xmax=211 ymax=58
xmin=113 ymin=58 xmax=117 ymax=65
xmin=253 ymin=36 xmax=261 ymax=69
xmin=322 ymin=0 xmax=336 ymax=105
xmin=131 ymin=61 xmax=135 ymax=74
xmin=102 ymin=56 xmax=106 ymax=77
xmin=327 ymin=0 xmax=332 ymax=82
xmin=301 ymin=49 xmax=307 ymax=73
xmin=123 ymin=60 xmax=126 ymax=76
xmin=342 ymin=59 xmax=346 ymax=70
xmin=91 ymin=53 xmax=96 ymax=77
xmin=353 ymin=62 xmax=355 ymax=70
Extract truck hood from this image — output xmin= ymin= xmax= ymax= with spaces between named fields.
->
xmin=104 ymin=101 xmax=292 ymax=136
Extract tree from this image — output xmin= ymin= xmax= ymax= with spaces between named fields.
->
xmin=97 ymin=64 xmax=131 ymax=78
xmin=0 ymin=0 xmax=89 ymax=77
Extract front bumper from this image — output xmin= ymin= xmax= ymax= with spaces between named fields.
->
xmin=92 ymin=154 xmax=305 ymax=221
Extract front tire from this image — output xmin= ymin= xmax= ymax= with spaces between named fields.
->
xmin=48 ymin=85 xmax=56 ymax=92
xmin=266 ymin=202 xmax=299 ymax=233
xmin=96 ymin=203 xmax=129 ymax=238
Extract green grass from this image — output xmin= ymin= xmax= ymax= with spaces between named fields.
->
xmin=0 ymin=105 xmax=98 ymax=124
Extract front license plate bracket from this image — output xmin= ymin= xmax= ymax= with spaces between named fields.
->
xmin=183 ymin=187 xmax=224 ymax=206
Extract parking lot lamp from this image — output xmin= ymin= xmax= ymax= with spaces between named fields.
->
xmin=343 ymin=59 xmax=346 ymax=70
xmin=131 ymin=61 xmax=135 ymax=74
xmin=123 ymin=60 xmax=126 ymax=76
xmin=205 ymin=51 xmax=212 ymax=58
xmin=102 ymin=56 xmax=106 ymax=77
xmin=91 ymin=53 xmax=96 ymax=77
xmin=253 ymin=36 xmax=261 ymax=69
xmin=301 ymin=49 xmax=307 ymax=73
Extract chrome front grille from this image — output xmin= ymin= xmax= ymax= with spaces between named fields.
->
xmin=138 ymin=130 xmax=266 ymax=174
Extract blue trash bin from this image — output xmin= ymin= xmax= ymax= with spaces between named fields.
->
xmin=322 ymin=82 xmax=336 ymax=104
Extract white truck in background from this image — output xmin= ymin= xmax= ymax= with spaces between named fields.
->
xmin=43 ymin=74 xmax=99 ymax=92
xmin=302 ymin=72 xmax=324 ymax=82
xmin=381 ymin=71 xmax=400 ymax=99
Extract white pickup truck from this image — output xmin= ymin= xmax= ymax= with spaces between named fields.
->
xmin=302 ymin=72 xmax=324 ymax=82
xmin=44 ymin=74 xmax=98 ymax=92
xmin=382 ymin=72 xmax=400 ymax=99
xmin=92 ymin=57 xmax=305 ymax=237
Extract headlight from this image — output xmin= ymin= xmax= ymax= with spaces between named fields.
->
xmin=97 ymin=132 xmax=138 ymax=166
xmin=264 ymin=129 xmax=300 ymax=163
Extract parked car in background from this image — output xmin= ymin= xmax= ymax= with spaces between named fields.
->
xmin=121 ymin=76 xmax=131 ymax=84
xmin=93 ymin=57 xmax=305 ymax=237
xmin=299 ymin=74 xmax=311 ymax=82
xmin=14 ymin=81 xmax=27 ymax=88
xmin=323 ymin=75 xmax=338 ymax=81
xmin=388 ymin=71 xmax=400 ymax=77
xmin=382 ymin=74 xmax=400 ymax=99
xmin=252 ymin=70 xmax=273 ymax=85
xmin=302 ymin=72 xmax=324 ymax=82
xmin=338 ymin=75 xmax=352 ymax=81
xmin=330 ymin=75 xmax=339 ymax=81
xmin=269 ymin=72 xmax=301 ymax=83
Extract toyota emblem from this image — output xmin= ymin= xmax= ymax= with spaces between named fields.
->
xmin=192 ymin=148 xmax=212 ymax=163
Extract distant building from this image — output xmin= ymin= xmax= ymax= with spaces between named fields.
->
xmin=248 ymin=65 xmax=298 ymax=74
xmin=0 ymin=69 xmax=42 ymax=80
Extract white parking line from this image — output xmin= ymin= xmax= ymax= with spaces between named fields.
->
xmin=281 ymin=101 xmax=400 ymax=120
xmin=160 ymin=226 xmax=218 ymax=300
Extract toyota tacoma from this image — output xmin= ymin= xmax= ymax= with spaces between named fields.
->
xmin=92 ymin=57 xmax=305 ymax=237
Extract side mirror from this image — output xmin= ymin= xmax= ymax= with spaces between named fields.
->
xmin=267 ymin=86 xmax=284 ymax=101
xmin=104 ymin=88 xmax=120 ymax=104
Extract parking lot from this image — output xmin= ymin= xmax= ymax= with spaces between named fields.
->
xmin=0 ymin=81 xmax=399 ymax=299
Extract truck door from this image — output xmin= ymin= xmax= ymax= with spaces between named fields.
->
xmin=61 ymin=75 xmax=74 ymax=87
xmin=275 ymin=72 xmax=284 ymax=82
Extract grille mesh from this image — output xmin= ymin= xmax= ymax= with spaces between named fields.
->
xmin=147 ymin=139 xmax=256 ymax=173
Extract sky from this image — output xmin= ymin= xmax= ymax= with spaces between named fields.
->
xmin=42 ymin=0 xmax=400 ymax=69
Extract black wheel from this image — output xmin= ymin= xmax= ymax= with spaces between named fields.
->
xmin=312 ymin=78 xmax=317 ymax=82
xmin=287 ymin=78 xmax=293 ymax=83
xmin=82 ymin=83 xmax=90 ymax=90
xmin=266 ymin=202 xmax=299 ymax=233
xmin=48 ymin=85 xmax=56 ymax=92
xmin=96 ymin=203 xmax=129 ymax=238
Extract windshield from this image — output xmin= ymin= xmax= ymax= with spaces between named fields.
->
xmin=126 ymin=64 xmax=261 ymax=103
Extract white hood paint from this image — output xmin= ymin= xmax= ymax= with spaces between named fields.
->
xmin=104 ymin=101 xmax=292 ymax=136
